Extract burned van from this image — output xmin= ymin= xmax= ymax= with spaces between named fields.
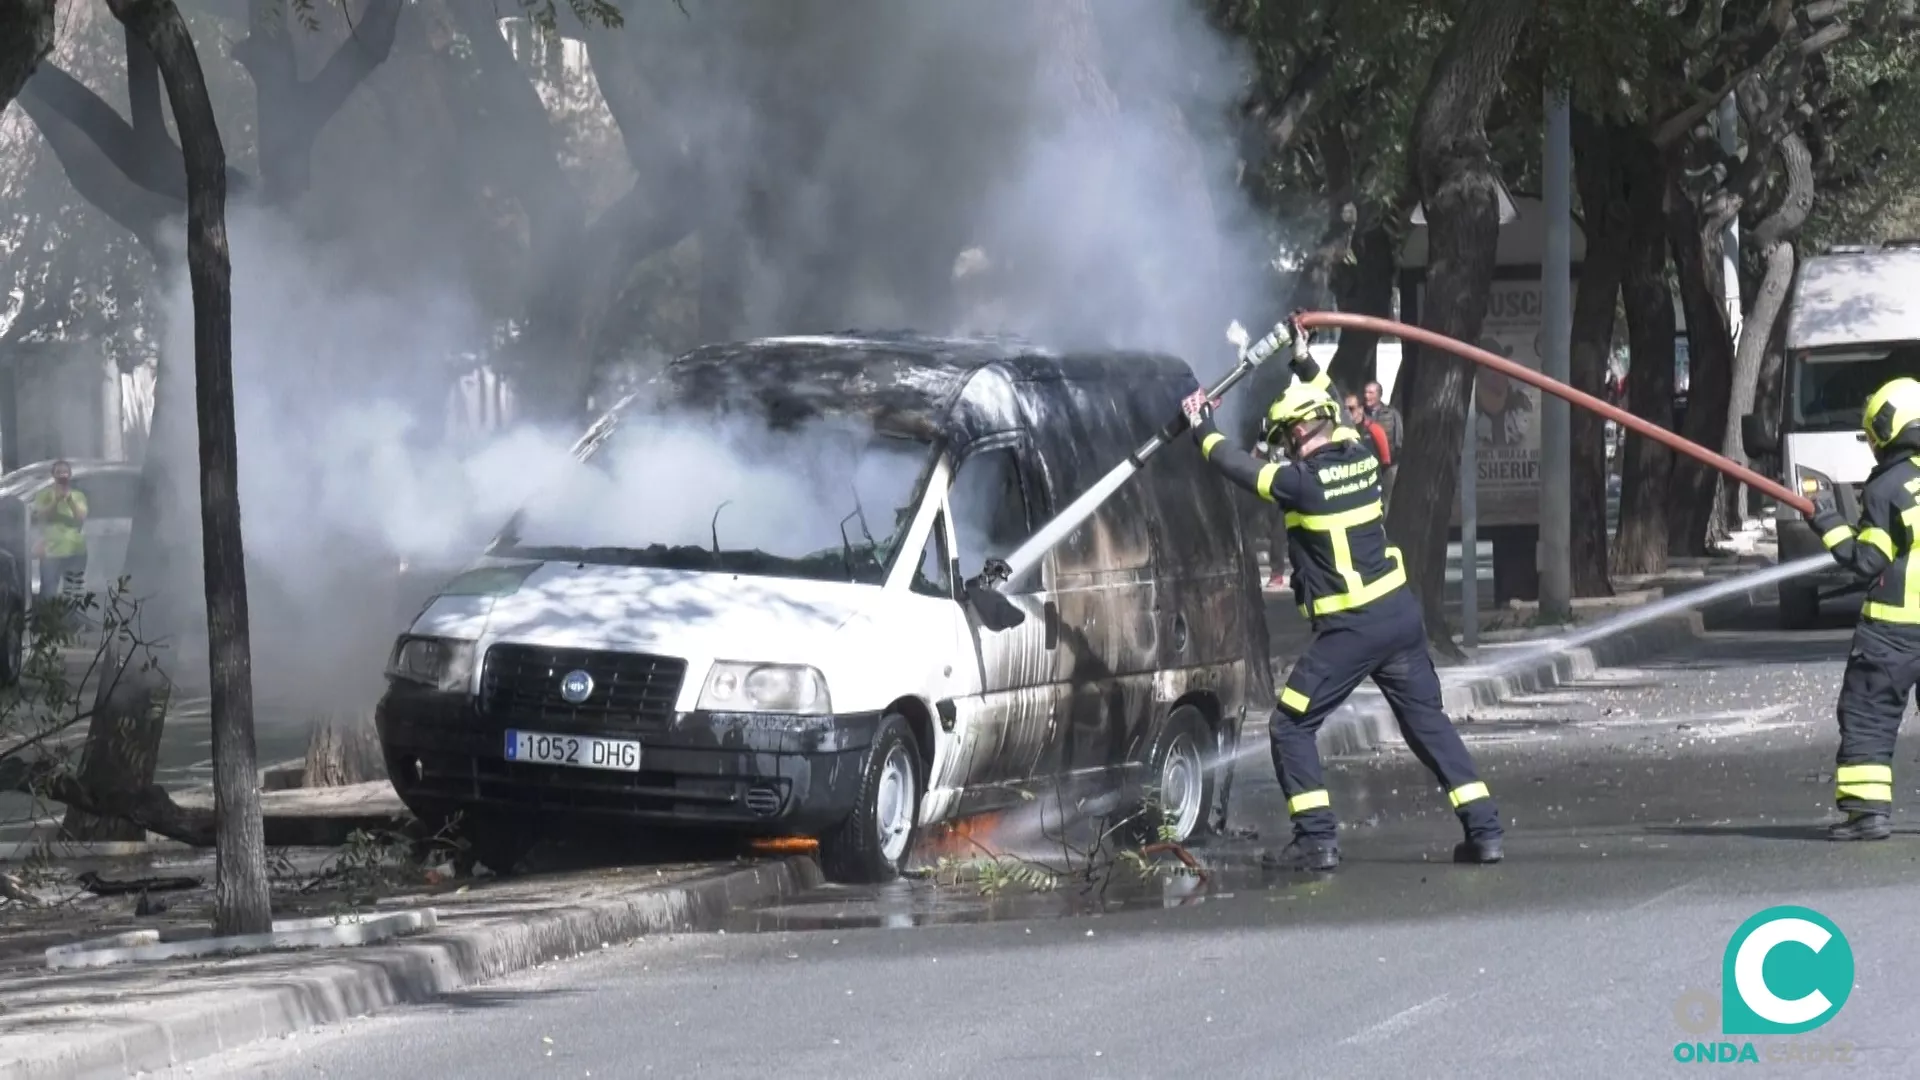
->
xmin=374 ymin=332 xmax=1269 ymax=882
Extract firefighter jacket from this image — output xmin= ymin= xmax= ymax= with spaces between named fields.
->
xmin=1194 ymin=416 xmax=1406 ymax=629
xmin=1812 ymin=453 xmax=1920 ymax=625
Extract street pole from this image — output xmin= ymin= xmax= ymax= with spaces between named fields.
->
xmin=1462 ymin=378 xmax=1478 ymax=651
xmin=1540 ymin=88 xmax=1572 ymax=622
xmin=1717 ymin=92 xmax=1747 ymax=518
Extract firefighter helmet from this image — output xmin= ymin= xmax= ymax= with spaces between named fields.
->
xmin=1264 ymin=382 xmax=1340 ymax=440
xmin=1863 ymin=376 xmax=1920 ymax=453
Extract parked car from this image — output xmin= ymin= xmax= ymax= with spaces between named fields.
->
xmin=0 ymin=459 xmax=139 ymax=683
xmin=375 ymin=332 xmax=1271 ymax=881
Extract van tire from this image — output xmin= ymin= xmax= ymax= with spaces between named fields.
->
xmin=1779 ymin=584 xmax=1819 ymax=630
xmin=1124 ymin=706 xmax=1215 ymax=847
xmin=819 ymin=716 xmax=921 ymax=884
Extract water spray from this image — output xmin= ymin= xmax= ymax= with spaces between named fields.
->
xmin=962 ymin=317 xmax=1292 ymax=629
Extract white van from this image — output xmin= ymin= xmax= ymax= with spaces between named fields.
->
xmin=1743 ymin=244 xmax=1920 ymax=628
xmin=376 ymin=333 xmax=1269 ymax=882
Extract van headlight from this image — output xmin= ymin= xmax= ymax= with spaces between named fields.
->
xmin=386 ymin=635 xmax=476 ymax=693
xmin=698 ymin=661 xmax=832 ymax=715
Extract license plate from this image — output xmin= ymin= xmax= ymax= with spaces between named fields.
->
xmin=503 ymin=729 xmax=642 ymax=772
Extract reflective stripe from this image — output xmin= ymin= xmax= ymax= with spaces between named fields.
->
xmin=1837 ymin=783 xmax=1893 ymax=803
xmin=1284 ymin=500 xmax=1383 ymax=532
xmin=1448 ymin=781 xmax=1490 ymax=808
xmin=1200 ymin=432 xmax=1225 ymax=460
xmin=1256 ymin=463 xmax=1281 ymax=501
xmin=1857 ymin=527 xmax=1896 ymax=561
xmin=1312 ymin=548 xmax=1406 ymax=615
xmin=1821 ymin=525 xmax=1852 ymax=550
xmin=1865 ymin=601 xmax=1920 ymax=624
xmin=1836 ymin=764 xmax=1892 ymax=785
xmin=1288 ymin=789 xmax=1331 ymax=814
xmin=1279 ymin=686 xmax=1310 ymax=713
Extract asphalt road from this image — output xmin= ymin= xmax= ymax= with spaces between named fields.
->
xmin=167 ymin=601 xmax=1920 ymax=1080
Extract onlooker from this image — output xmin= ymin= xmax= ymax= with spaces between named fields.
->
xmin=32 ymin=460 xmax=88 ymax=609
xmin=1362 ymin=380 xmax=1402 ymax=504
xmin=1345 ymin=393 xmax=1393 ymax=469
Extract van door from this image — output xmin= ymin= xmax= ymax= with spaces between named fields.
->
xmin=946 ymin=434 xmax=1060 ymax=794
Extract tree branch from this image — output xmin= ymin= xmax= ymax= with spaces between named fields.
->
xmin=1654 ymin=0 xmax=1795 ymax=148
xmin=1751 ymin=130 xmax=1815 ymax=244
xmin=1249 ymin=38 xmax=1338 ymax=159
xmin=237 ymin=0 xmax=403 ymax=201
xmin=0 ymin=755 xmax=217 ymax=846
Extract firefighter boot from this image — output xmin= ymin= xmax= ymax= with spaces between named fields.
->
xmin=1453 ymin=835 xmax=1504 ymax=864
xmin=1827 ymin=811 xmax=1891 ymax=841
xmin=1263 ymin=835 xmax=1340 ymax=872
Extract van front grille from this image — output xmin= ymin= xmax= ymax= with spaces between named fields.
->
xmin=480 ymin=644 xmax=685 ymax=733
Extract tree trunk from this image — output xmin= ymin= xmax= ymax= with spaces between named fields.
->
xmin=107 ymin=0 xmax=270 ymax=937
xmin=302 ymin=711 xmax=386 ymax=788
xmin=0 ymin=0 xmax=56 ymax=111
xmin=1387 ymin=0 xmax=1533 ymax=655
xmin=1326 ymin=221 xmax=1398 ymax=392
xmin=1613 ymin=134 xmax=1676 ymax=576
xmin=1725 ymin=131 xmax=1812 ymax=521
xmin=1662 ymin=154 xmax=1736 ymax=557
xmin=1568 ymin=111 xmax=1628 ymax=597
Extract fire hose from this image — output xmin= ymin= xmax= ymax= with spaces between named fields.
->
xmin=964 ymin=312 xmax=1814 ymax=631
xmin=1290 ymin=311 xmax=1815 ymax=516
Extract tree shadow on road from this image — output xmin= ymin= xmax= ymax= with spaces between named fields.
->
xmin=1644 ymin=822 xmax=1920 ymax=843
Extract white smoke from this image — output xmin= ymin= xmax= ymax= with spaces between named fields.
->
xmin=138 ymin=1 xmax=1272 ymax=718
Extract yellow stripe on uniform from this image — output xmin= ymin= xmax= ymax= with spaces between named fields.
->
xmin=1256 ymin=463 xmax=1282 ymax=501
xmin=1448 ymin=781 xmax=1490 ymax=808
xmin=1288 ymin=789 xmax=1331 ymax=814
xmin=1279 ymin=686 xmax=1311 ymax=713
xmin=1856 ymin=527 xmax=1896 ymax=560
xmin=1820 ymin=525 xmax=1852 ymax=550
xmin=1285 ymin=500 xmax=1384 ymax=532
xmin=1313 ymin=548 xmax=1407 ymax=615
xmin=1836 ymin=764 xmax=1893 ymax=804
xmin=1200 ymin=432 xmax=1225 ymax=460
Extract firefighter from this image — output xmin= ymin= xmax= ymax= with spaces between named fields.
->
xmin=1182 ymin=351 xmax=1505 ymax=870
xmin=1805 ymin=375 xmax=1920 ymax=841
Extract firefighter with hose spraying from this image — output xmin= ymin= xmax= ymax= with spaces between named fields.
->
xmin=1804 ymin=376 xmax=1920 ymax=842
xmin=1179 ymin=325 xmax=1505 ymax=870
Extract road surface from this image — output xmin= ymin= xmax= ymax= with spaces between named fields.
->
xmin=167 ymin=600 xmax=1917 ymax=1079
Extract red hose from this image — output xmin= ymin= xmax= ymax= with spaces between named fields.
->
xmin=1291 ymin=311 xmax=1816 ymax=516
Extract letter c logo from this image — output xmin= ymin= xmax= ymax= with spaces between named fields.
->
xmin=1721 ymin=906 xmax=1854 ymax=1035
xmin=1735 ymin=918 xmax=1831 ymax=1025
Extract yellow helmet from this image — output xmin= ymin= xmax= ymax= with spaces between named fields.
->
xmin=1265 ymin=382 xmax=1340 ymax=439
xmin=1863 ymin=376 xmax=1920 ymax=452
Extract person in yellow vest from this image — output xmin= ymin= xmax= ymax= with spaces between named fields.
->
xmin=31 ymin=460 xmax=88 ymax=607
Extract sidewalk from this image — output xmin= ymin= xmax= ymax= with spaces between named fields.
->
xmin=0 ymin=853 xmax=819 ymax=1079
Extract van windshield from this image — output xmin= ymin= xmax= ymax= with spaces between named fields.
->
xmin=486 ymin=413 xmax=935 ymax=586
xmin=1792 ymin=346 xmax=1920 ymax=431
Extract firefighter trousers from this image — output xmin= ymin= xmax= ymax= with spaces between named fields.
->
xmin=1834 ymin=620 xmax=1920 ymax=814
xmin=1272 ymin=601 xmax=1502 ymax=842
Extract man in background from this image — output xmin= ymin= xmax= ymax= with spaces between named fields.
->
xmin=1362 ymin=380 xmax=1402 ymax=500
xmin=32 ymin=460 xmax=88 ymax=610
xmin=1345 ymin=392 xmax=1394 ymax=494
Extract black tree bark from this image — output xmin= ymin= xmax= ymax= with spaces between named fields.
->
xmin=0 ymin=0 xmax=55 ymax=111
xmin=1387 ymin=0 xmax=1534 ymax=655
xmin=1662 ymin=138 xmax=1737 ymax=557
xmin=1326 ymin=221 xmax=1399 ymax=392
xmin=1568 ymin=111 xmax=1629 ymax=598
xmin=106 ymin=0 xmax=270 ymax=937
xmin=1613 ymin=134 xmax=1676 ymax=576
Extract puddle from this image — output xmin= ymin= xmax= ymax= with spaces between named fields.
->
xmin=722 ymin=849 xmax=1315 ymax=931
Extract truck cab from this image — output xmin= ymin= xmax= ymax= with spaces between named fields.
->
xmin=1743 ymin=244 xmax=1920 ymax=628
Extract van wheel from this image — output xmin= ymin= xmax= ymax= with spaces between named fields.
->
xmin=1124 ymin=706 xmax=1215 ymax=847
xmin=819 ymin=716 xmax=921 ymax=884
xmin=1779 ymin=584 xmax=1819 ymax=630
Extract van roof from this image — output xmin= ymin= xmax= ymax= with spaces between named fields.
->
xmin=655 ymin=331 xmax=1193 ymax=439
xmin=1789 ymin=248 xmax=1920 ymax=351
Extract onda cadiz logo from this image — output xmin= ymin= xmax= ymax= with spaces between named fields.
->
xmin=1671 ymin=906 xmax=1857 ymax=1065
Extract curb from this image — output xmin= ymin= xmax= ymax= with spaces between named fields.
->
xmin=0 ymin=856 xmax=823 ymax=1080
xmin=1311 ymin=609 xmax=1706 ymax=757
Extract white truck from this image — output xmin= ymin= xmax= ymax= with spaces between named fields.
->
xmin=1742 ymin=242 xmax=1920 ymax=629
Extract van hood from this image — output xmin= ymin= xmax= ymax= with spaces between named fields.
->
xmin=407 ymin=559 xmax=878 ymax=664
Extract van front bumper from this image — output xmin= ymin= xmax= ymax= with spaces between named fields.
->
xmin=374 ymin=681 xmax=878 ymax=834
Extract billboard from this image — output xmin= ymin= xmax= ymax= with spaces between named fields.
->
xmin=1413 ymin=279 xmax=1544 ymax=529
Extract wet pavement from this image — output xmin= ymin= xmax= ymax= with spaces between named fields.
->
xmin=167 ymin=599 xmax=1920 ymax=1079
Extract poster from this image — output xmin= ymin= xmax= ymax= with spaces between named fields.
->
xmin=1469 ymin=280 xmax=1544 ymax=527
xmin=1416 ymin=279 xmax=1544 ymax=529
